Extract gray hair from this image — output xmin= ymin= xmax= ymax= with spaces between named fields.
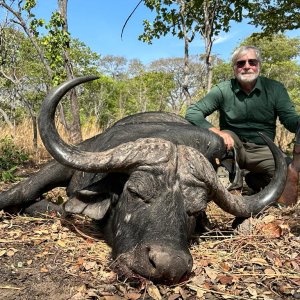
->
xmin=231 ymin=46 xmax=262 ymax=66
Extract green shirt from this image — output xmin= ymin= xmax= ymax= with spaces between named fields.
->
xmin=185 ymin=76 xmax=300 ymax=145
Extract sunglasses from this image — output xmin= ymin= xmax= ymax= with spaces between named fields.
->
xmin=236 ymin=59 xmax=259 ymax=68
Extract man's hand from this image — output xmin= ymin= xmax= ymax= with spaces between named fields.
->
xmin=209 ymin=128 xmax=235 ymax=150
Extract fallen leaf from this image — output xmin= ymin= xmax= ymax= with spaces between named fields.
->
xmin=250 ymin=257 xmax=268 ymax=266
xmin=7 ymin=248 xmax=17 ymax=257
xmin=279 ymin=284 xmax=293 ymax=295
xmin=220 ymin=262 xmax=231 ymax=272
xmin=260 ymin=222 xmax=282 ymax=238
xmin=35 ymin=230 xmax=49 ymax=235
xmin=205 ymin=267 xmax=218 ymax=281
xmin=77 ymin=257 xmax=84 ymax=266
xmin=218 ymin=275 xmax=233 ymax=285
xmin=261 ymin=215 xmax=276 ymax=224
xmin=125 ymin=292 xmax=142 ymax=300
xmin=147 ymin=284 xmax=162 ymax=300
xmin=27 ymin=260 xmax=33 ymax=266
xmin=83 ymin=261 xmax=97 ymax=271
xmin=179 ymin=287 xmax=188 ymax=299
xmin=40 ymin=267 xmax=48 ymax=273
xmin=197 ymin=259 xmax=210 ymax=267
xmin=196 ymin=288 xmax=206 ymax=298
xmin=167 ymin=293 xmax=181 ymax=300
xmin=57 ymin=240 xmax=66 ymax=248
xmin=247 ymin=285 xmax=257 ymax=298
xmin=264 ymin=268 xmax=275 ymax=276
xmin=191 ymin=275 xmax=205 ymax=287
xmin=104 ymin=296 xmax=123 ymax=300
xmin=274 ymin=257 xmax=283 ymax=267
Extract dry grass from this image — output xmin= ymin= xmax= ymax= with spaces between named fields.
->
xmin=0 ymin=119 xmax=101 ymax=163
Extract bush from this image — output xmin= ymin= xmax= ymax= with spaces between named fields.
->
xmin=0 ymin=137 xmax=29 ymax=182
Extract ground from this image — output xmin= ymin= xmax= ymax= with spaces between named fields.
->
xmin=0 ymin=166 xmax=300 ymax=300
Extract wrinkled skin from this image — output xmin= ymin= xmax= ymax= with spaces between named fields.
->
xmin=0 ymin=76 xmax=288 ymax=284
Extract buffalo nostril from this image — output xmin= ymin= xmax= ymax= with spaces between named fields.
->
xmin=147 ymin=245 xmax=192 ymax=283
xmin=148 ymin=255 xmax=157 ymax=269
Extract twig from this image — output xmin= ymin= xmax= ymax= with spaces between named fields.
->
xmin=0 ymin=285 xmax=23 ymax=290
xmin=62 ymin=218 xmax=99 ymax=241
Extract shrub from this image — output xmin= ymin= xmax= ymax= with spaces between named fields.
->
xmin=0 ymin=137 xmax=29 ymax=182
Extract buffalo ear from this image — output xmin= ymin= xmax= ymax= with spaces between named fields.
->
xmin=64 ymin=172 xmax=126 ymax=219
xmin=64 ymin=194 xmax=111 ymax=220
xmin=81 ymin=198 xmax=111 ymax=220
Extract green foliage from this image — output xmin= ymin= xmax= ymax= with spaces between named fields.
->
xmin=22 ymin=0 xmax=45 ymax=36
xmin=140 ymin=0 xmax=252 ymax=44
xmin=247 ymin=1 xmax=300 ymax=35
xmin=126 ymin=71 xmax=175 ymax=113
xmin=21 ymin=1 xmax=71 ymax=85
xmin=241 ymin=34 xmax=300 ymax=63
xmin=0 ymin=137 xmax=29 ymax=182
xmin=41 ymin=11 xmax=71 ymax=84
xmin=212 ymin=62 xmax=232 ymax=85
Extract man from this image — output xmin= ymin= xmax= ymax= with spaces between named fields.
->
xmin=185 ymin=45 xmax=300 ymax=204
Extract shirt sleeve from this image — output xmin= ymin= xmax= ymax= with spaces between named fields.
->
xmin=276 ymin=84 xmax=300 ymax=133
xmin=185 ymin=85 xmax=222 ymax=128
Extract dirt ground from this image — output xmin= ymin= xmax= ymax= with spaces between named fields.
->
xmin=1 ymin=167 xmax=300 ymax=300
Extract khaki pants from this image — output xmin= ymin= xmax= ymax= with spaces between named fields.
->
xmin=224 ymin=130 xmax=276 ymax=191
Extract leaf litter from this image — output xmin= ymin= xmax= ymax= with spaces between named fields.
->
xmin=0 ymin=187 xmax=300 ymax=299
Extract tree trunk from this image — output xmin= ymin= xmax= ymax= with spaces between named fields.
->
xmin=58 ymin=0 xmax=82 ymax=143
xmin=198 ymin=0 xmax=221 ymax=92
xmin=179 ymin=0 xmax=192 ymax=106
xmin=0 ymin=107 xmax=13 ymax=129
xmin=31 ymin=115 xmax=38 ymax=150
xmin=206 ymin=54 xmax=213 ymax=91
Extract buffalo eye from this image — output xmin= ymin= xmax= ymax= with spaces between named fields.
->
xmin=126 ymin=183 xmax=152 ymax=203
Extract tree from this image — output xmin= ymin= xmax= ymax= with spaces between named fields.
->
xmin=149 ymin=56 xmax=207 ymax=113
xmin=0 ymin=0 xmax=84 ymax=143
xmin=0 ymin=26 xmax=47 ymax=148
xmin=0 ymin=26 xmax=100 ymax=148
xmin=98 ymin=55 xmax=128 ymax=80
xmin=139 ymin=0 xmax=251 ymax=96
xmin=247 ymin=1 xmax=300 ymax=35
xmin=126 ymin=71 xmax=175 ymax=113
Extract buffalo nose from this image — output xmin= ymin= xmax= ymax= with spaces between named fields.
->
xmin=147 ymin=245 xmax=193 ymax=283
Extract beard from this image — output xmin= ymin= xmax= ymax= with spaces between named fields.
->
xmin=236 ymin=71 xmax=259 ymax=83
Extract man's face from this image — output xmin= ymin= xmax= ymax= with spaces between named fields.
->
xmin=233 ymin=49 xmax=260 ymax=84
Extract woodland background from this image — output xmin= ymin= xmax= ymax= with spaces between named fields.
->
xmin=0 ymin=0 xmax=299 ymax=166
xmin=0 ymin=1 xmax=300 ymax=299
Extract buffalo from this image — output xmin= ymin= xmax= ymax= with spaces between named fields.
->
xmin=0 ymin=76 xmax=288 ymax=284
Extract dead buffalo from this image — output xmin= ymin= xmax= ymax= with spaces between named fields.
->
xmin=0 ymin=76 xmax=287 ymax=284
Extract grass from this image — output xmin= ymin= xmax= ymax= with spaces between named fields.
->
xmin=0 ymin=119 xmax=101 ymax=163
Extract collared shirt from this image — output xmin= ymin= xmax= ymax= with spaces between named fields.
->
xmin=185 ymin=76 xmax=300 ymax=145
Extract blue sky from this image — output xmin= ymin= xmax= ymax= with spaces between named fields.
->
xmin=32 ymin=1 xmax=299 ymax=64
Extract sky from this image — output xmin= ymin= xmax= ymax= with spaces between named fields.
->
xmin=19 ymin=1 xmax=300 ymax=65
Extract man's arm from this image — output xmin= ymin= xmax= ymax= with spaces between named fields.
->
xmin=185 ymin=86 xmax=234 ymax=150
xmin=185 ymin=86 xmax=221 ymax=128
xmin=276 ymin=85 xmax=300 ymax=133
